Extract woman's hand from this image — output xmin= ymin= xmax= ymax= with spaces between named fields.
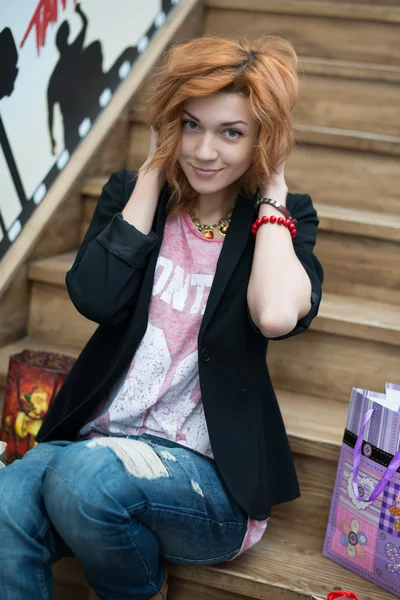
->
xmin=260 ymin=162 xmax=288 ymax=205
xmin=139 ymin=127 xmax=165 ymax=187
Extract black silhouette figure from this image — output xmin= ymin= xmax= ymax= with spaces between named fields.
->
xmin=0 ymin=27 xmax=27 ymax=225
xmin=47 ymin=3 xmax=138 ymax=155
xmin=0 ymin=27 xmax=19 ymax=100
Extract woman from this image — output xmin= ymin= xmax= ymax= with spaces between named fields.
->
xmin=0 ymin=36 xmax=323 ymax=600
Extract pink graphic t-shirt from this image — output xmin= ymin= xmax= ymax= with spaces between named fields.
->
xmin=79 ymin=212 xmax=268 ymax=555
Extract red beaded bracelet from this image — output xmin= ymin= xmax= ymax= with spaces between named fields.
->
xmin=251 ymin=215 xmax=297 ymax=239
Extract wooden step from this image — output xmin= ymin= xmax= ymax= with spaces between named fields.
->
xmin=316 ymin=204 xmax=400 ymax=242
xmin=169 ymin=508 xmax=394 ymax=600
xmin=52 ymin=452 xmax=392 ymax=600
xmin=80 ymin=181 xmax=400 ymax=303
xmin=269 ymin=327 xmax=400 ymax=403
xmin=204 ymin=0 xmax=400 ymax=65
xmin=287 ymin=143 xmax=400 ymax=215
xmin=315 ymin=229 xmax=400 ymax=306
xmin=0 ymin=336 xmax=345 ymax=463
xmin=27 ymin=251 xmax=400 ymax=345
xmin=300 ymin=55 xmax=400 ymax=84
xmin=123 ymin=123 xmax=400 ymax=214
xmin=24 ymin=252 xmax=400 ymax=402
xmin=294 ymin=124 xmax=400 ymax=156
xmin=129 ymin=71 xmax=400 ymax=139
xmin=313 ymin=205 xmax=400 ymax=306
xmin=296 ymin=73 xmax=400 ymax=136
xmin=0 ymin=335 xmax=391 ymax=598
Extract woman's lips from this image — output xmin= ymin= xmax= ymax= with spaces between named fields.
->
xmin=191 ymin=165 xmax=222 ymax=178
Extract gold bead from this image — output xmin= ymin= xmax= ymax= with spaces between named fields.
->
xmin=204 ymin=230 xmax=214 ymax=239
xmin=220 ymin=225 xmax=229 ymax=235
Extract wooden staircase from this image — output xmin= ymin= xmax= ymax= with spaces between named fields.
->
xmin=1 ymin=0 xmax=400 ymax=598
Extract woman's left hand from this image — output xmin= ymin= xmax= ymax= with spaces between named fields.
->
xmin=260 ymin=162 xmax=288 ymax=204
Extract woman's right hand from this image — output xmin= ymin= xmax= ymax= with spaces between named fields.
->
xmin=139 ymin=128 xmax=165 ymax=185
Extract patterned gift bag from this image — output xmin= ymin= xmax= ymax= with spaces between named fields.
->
xmin=323 ymin=384 xmax=400 ymax=597
xmin=0 ymin=349 xmax=75 ymax=464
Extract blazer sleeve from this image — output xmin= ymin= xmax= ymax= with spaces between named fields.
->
xmin=66 ymin=170 xmax=159 ymax=326
xmin=271 ymin=192 xmax=323 ymax=341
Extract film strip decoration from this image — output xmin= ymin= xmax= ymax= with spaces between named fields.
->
xmin=0 ymin=0 xmax=180 ymax=262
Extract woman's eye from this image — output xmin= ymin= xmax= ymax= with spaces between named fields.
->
xmin=224 ymin=129 xmax=243 ymax=139
xmin=183 ymin=120 xmax=198 ymax=130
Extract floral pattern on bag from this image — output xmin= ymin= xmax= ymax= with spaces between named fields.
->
xmin=340 ymin=519 xmax=368 ymax=558
xmin=332 ymin=502 xmax=378 ymax=574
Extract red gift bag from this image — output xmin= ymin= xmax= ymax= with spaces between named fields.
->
xmin=0 ymin=349 xmax=75 ymax=464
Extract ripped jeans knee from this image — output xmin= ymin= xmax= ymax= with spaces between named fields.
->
xmin=41 ymin=435 xmax=247 ymax=566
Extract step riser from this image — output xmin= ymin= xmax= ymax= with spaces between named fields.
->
xmin=28 ymin=283 xmax=96 ymax=348
xmin=124 ymin=124 xmax=400 ymax=214
xmin=28 ymin=281 xmax=400 ymax=403
xmin=203 ymin=8 xmax=400 ymax=66
xmin=275 ymin=453 xmax=337 ymax=537
xmin=297 ymin=75 xmax=400 ymax=137
xmin=316 ymin=233 xmax=400 ymax=306
xmin=81 ymin=198 xmax=400 ymax=307
xmin=269 ymin=329 xmax=400 ymax=403
xmin=287 ymin=146 xmax=400 ymax=215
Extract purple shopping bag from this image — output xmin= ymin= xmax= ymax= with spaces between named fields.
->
xmin=323 ymin=384 xmax=400 ymax=597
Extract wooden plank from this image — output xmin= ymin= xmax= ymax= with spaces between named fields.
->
xmin=127 ymin=124 xmax=151 ymax=172
xmin=300 ymin=56 xmax=400 ymax=84
xmin=29 ymin=252 xmax=76 ymax=287
xmin=296 ymin=74 xmax=400 ymax=136
xmin=169 ymin=502 xmax=393 ymax=600
xmin=26 ymin=238 xmax=400 ymax=341
xmin=206 ymin=0 xmax=400 ymax=23
xmin=169 ymin=578 xmax=250 ymax=599
xmin=315 ymin=204 xmax=400 ymax=241
xmin=315 ymin=292 xmax=400 ymax=346
xmin=27 ymin=282 xmax=96 ymax=348
xmin=269 ymin=329 xmax=400 ymax=403
xmin=204 ymin=7 xmax=400 ymax=65
xmin=84 ymin=119 xmax=130 ymax=178
xmin=287 ymin=144 xmax=400 ymax=214
xmin=315 ymin=231 xmax=400 ymax=306
xmin=294 ymin=124 xmax=400 ymax=156
xmin=24 ymin=285 xmax=400 ymax=402
xmin=278 ymin=390 xmax=344 ymax=462
xmin=0 ymin=266 xmax=29 ymax=347
xmin=31 ymin=189 xmax=82 ymax=261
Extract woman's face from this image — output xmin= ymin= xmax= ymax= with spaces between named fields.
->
xmin=177 ymin=93 xmax=259 ymax=197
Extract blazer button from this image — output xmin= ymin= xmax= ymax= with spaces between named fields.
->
xmin=200 ymin=348 xmax=211 ymax=362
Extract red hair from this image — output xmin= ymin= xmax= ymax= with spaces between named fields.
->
xmin=143 ymin=36 xmax=299 ymax=213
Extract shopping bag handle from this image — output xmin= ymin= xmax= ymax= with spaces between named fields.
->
xmin=327 ymin=592 xmax=359 ymax=600
xmin=353 ymin=409 xmax=400 ymax=502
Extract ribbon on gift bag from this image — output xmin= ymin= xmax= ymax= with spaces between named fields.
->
xmin=312 ymin=592 xmax=359 ymax=600
xmin=352 ymin=408 xmax=400 ymax=502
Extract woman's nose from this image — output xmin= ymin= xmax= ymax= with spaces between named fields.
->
xmin=194 ymin=135 xmax=218 ymax=161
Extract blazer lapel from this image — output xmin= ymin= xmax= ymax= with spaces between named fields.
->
xmin=199 ymin=191 xmax=257 ymax=340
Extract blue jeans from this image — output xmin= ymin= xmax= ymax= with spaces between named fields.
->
xmin=0 ymin=435 xmax=247 ymax=600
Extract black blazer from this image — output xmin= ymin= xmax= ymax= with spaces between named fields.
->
xmin=37 ymin=170 xmax=323 ymax=519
